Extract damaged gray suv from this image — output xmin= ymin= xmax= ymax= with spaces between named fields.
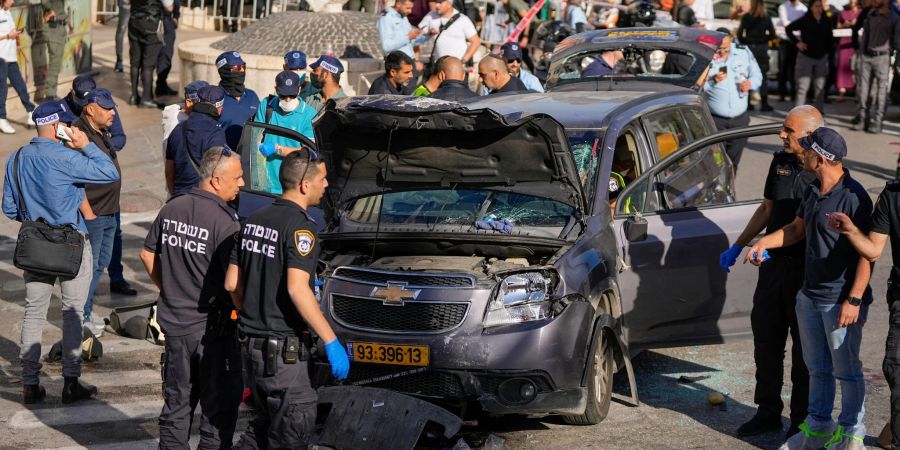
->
xmin=236 ymin=84 xmax=779 ymax=423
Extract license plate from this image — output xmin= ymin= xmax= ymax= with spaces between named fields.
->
xmin=348 ymin=342 xmax=429 ymax=367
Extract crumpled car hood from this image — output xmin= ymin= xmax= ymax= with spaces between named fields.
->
xmin=315 ymin=96 xmax=586 ymax=215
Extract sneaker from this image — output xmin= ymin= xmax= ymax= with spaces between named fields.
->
xmin=114 ymin=61 xmax=124 ymax=73
xmin=110 ymin=280 xmax=138 ymax=296
xmin=824 ymin=425 xmax=865 ymax=450
xmin=83 ymin=316 xmax=104 ymax=337
xmin=26 ymin=113 xmax=35 ymax=127
xmin=23 ymin=384 xmax=46 ymax=404
xmin=737 ymin=414 xmax=783 ymax=437
xmin=779 ymin=422 xmax=834 ymax=450
xmin=867 ymin=122 xmax=882 ymax=134
xmin=0 ymin=118 xmax=15 ymax=134
xmin=61 ymin=377 xmax=97 ymax=404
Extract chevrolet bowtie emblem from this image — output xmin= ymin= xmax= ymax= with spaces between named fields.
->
xmin=372 ymin=282 xmax=419 ymax=306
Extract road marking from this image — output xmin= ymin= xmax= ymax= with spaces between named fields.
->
xmin=9 ymin=399 xmax=162 ymax=428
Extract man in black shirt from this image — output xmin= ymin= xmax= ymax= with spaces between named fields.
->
xmin=851 ymin=0 xmax=900 ymax=133
xmin=720 ymin=105 xmax=822 ymax=439
xmin=128 ymin=0 xmax=173 ymax=108
xmin=430 ymin=56 xmax=477 ymax=101
xmin=141 ymin=147 xmax=244 ymax=450
xmin=827 ymin=175 xmax=900 ymax=450
xmin=786 ymin=0 xmax=834 ymax=112
xmin=478 ymin=54 xmax=527 ymax=94
xmin=747 ymin=127 xmax=873 ymax=450
xmin=74 ymin=89 xmax=122 ymax=338
xmin=226 ymin=150 xmax=349 ymax=450
xmin=368 ymin=51 xmax=417 ymax=95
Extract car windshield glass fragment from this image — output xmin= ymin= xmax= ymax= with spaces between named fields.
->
xmin=344 ymin=190 xmax=574 ymax=228
xmin=547 ymin=48 xmax=696 ymax=86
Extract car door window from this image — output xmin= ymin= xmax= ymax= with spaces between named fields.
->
xmin=682 ymin=108 xmax=715 ymax=141
xmin=643 ymin=109 xmax=690 ymax=162
xmin=656 ymin=145 xmax=735 ymax=210
xmin=567 ymin=129 xmax=604 ymax=208
xmin=237 ymin=121 xmax=316 ymax=196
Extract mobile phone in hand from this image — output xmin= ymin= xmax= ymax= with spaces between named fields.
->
xmin=56 ymin=125 xmax=72 ymax=142
xmin=719 ymin=66 xmax=728 ymax=74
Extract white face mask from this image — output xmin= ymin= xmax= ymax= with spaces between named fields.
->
xmin=279 ymin=98 xmax=300 ymax=112
xmin=293 ymin=71 xmax=307 ymax=84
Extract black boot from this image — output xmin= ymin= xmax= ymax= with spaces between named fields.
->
xmin=736 ymin=413 xmax=782 ymax=437
xmin=61 ymin=377 xmax=97 ymax=404
xmin=23 ymin=384 xmax=46 ymax=404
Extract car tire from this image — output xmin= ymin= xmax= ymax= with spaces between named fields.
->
xmin=564 ymin=329 xmax=613 ymax=425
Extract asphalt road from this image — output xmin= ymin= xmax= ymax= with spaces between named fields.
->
xmin=0 ymin=23 xmax=898 ymax=450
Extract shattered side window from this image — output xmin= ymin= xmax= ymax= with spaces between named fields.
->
xmin=567 ymin=130 xmax=603 ymax=207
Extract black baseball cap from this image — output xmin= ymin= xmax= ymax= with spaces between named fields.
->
xmin=70 ymin=74 xmax=97 ymax=107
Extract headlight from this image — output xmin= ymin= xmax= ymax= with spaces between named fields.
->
xmin=484 ymin=272 xmax=556 ymax=327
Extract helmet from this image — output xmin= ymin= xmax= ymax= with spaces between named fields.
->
xmin=534 ymin=20 xmax=576 ymax=53
xmin=634 ymin=1 xmax=656 ymax=26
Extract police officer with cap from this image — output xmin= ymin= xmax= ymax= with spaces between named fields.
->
xmin=216 ymin=51 xmax=260 ymax=150
xmin=499 ymin=42 xmax=543 ymax=93
xmin=128 ymin=0 xmax=173 ymax=107
xmin=141 ymin=147 xmax=244 ymax=449
xmin=305 ymin=55 xmax=347 ymax=113
xmin=65 ymin=75 xmax=126 ymax=154
xmin=165 ymin=85 xmax=228 ymax=195
xmin=226 ymin=150 xmax=350 ymax=449
xmin=254 ymin=71 xmax=316 ymax=195
xmin=284 ymin=50 xmax=308 ymax=86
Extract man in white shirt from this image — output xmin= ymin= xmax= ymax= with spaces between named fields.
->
xmin=418 ymin=0 xmax=481 ymax=65
xmin=0 ymin=0 xmax=36 ymax=134
xmin=778 ymin=0 xmax=808 ymax=101
xmin=161 ymin=80 xmax=208 ymax=180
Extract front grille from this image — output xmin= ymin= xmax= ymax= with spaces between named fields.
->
xmin=331 ymin=267 xmax=475 ymax=288
xmin=348 ymin=364 xmax=466 ymax=398
xmin=332 ymin=294 xmax=468 ymax=333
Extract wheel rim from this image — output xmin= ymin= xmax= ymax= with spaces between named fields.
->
xmin=593 ymin=333 xmax=611 ymax=402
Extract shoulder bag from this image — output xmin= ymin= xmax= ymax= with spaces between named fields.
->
xmin=11 ymin=149 xmax=85 ymax=278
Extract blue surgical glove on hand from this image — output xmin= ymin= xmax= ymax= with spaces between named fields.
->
xmin=258 ymin=142 xmax=276 ymax=157
xmin=719 ymin=244 xmax=742 ymax=273
xmin=752 ymin=249 xmax=771 ymax=263
xmin=324 ymin=338 xmax=350 ymax=381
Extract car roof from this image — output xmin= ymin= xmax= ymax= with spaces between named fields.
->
xmin=464 ymin=89 xmax=699 ymax=129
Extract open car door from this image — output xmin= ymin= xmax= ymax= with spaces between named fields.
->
xmin=546 ymin=27 xmax=723 ymax=91
xmin=235 ymin=121 xmax=319 ymax=220
xmin=613 ymin=122 xmax=782 ymax=350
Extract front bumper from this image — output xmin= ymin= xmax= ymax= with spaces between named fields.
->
xmin=322 ymin=275 xmax=596 ymax=415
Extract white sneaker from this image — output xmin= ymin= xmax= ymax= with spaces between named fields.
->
xmin=824 ymin=426 xmax=866 ymax=450
xmin=779 ymin=422 xmax=834 ymax=450
xmin=0 ymin=119 xmax=15 ymax=134
xmin=83 ymin=316 xmax=104 ymax=337
xmin=26 ymin=113 xmax=35 ymax=127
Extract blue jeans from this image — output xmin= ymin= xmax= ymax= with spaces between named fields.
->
xmin=0 ymin=60 xmax=36 ymax=119
xmin=85 ymin=214 xmax=117 ymax=320
xmin=795 ymin=291 xmax=868 ymax=437
xmin=107 ymin=211 xmax=125 ymax=282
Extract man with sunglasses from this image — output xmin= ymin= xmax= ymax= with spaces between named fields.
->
xmin=479 ymin=53 xmax=528 ymax=94
xmin=141 ymin=147 xmax=244 ymax=450
xmin=499 ymin=42 xmax=543 ymax=92
xmin=254 ymin=71 xmax=317 ymax=195
xmin=216 ymin=51 xmax=260 ymax=151
xmin=227 ymin=150 xmax=349 ymax=450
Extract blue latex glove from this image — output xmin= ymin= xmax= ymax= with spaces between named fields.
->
xmin=324 ymin=338 xmax=349 ymax=381
xmin=258 ymin=142 xmax=276 ymax=157
xmin=719 ymin=244 xmax=742 ymax=273
xmin=752 ymin=249 xmax=771 ymax=263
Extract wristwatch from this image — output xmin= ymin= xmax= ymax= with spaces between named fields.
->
xmin=846 ymin=296 xmax=862 ymax=306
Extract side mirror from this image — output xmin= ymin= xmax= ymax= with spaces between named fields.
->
xmin=623 ymin=213 xmax=648 ymax=242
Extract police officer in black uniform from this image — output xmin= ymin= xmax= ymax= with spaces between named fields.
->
xmin=140 ymin=147 xmax=245 ymax=450
xmin=128 ymin=0 xmax=173 ymax=108
xmin=719 ymin=105 xmax=823 ymax=439
xmin=226 ymin=150 xmax=349 ymax=449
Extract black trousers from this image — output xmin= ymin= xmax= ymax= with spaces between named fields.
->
xmin=712 ymin=110 xmax=751 ymax=169
xmin=234 ymin=336 xmax=317 ymax=450
xmin=127 ymin=17 xmax=163 ymax=100
xmin=884 ymin=293 xmax=900 ymax=450
xmin=159 ymin=329 xmax=243 ymax=450
xmin=751 ymin=257 xmax=809 ymax=424
xmin=748 ymin=43 xmax=770 ymax=106
xmin=779 ymin=41 xmax=797 ymax=100
xmin=156 ymin=14 xmax=177 ymax=87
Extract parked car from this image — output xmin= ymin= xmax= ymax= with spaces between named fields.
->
xmin=235 ymin=87 xmax=782 ymax=424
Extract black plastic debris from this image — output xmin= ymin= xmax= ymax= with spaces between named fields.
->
xmin=312 ymin=386 xmax=463 ymax=450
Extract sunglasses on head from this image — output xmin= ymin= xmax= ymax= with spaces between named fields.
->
xmin=298 ymin=147 xmax=320 ymax=184
xmin=211 ymin=147 xmax=234 ymax=177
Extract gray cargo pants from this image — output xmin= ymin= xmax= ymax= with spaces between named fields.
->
xmin=20 ymin=240 xmax=92 ymax=386
xmin=795 ymin=53 xmax=828 ymax=112
xmin=857 ymin=53 xmax=891 ymax=125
